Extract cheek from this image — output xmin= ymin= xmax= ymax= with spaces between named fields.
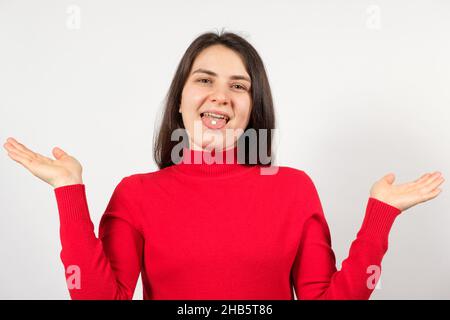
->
xmin=182 ymin=85 xmax=206 ymax=106
xmin=234 ymin=98 xmax=252 ymax=122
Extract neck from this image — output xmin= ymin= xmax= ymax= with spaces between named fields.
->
xmin=172 ymin=145 xmax=256 ymax=178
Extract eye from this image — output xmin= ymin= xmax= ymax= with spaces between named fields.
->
xmin=196 ymin=78 xmax=212 ymax=84
xmin=232 ymin=84 xmax=247 ymax=91
xmin=196 ymin=78 xmax=248 ymax=91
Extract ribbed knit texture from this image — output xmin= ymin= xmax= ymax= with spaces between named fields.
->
xmin=53 ymin=146 xmax=402 ymax=300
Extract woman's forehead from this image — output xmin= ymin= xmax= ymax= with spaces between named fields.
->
xmin=191 ymin=45 xmax=249 ymax=77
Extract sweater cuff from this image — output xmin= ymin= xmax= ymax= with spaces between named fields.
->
xmin=358 ymin=197 xmax=402 ymax=242
xmin=54 ymin=184 xmax=91 ymax=224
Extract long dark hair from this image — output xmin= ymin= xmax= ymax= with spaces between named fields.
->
xmin=153 ymin=29 xmax=276 ymax=169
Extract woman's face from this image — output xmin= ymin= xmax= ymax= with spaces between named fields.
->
xmin=179 ymin=44 xmax=252 ymax=151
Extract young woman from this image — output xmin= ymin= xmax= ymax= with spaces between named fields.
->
xmin=3 ymin=31 xmax=445 ymax=300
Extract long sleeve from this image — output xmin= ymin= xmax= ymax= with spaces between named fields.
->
xmin=53 ymin=176 xmax=144 ymax=299
xmin=291 ymin=172 xmax=402 ymax=300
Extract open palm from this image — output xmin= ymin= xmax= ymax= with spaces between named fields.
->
xmin=3 ymin=137 xmax=83 ymax=188
xmin=370 ymin=172 xmax=445 ymax=212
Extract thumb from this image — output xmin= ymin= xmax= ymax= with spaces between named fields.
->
xmin=52 ymin=147 xmax=67 ymax=159
xmin=383 ymin=173 xmax=396 ymax=185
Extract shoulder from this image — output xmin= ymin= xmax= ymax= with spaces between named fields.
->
xmin=254 ymin=164 xmax=317 ymax=189
xmin=116 ymin=173 xmax=143 ymax=189
xmin=268 ymin=166 xmax=319 ymax=200
xmin=120 ymin=169 xmax=162 ymax=184
xmin=111 ymin=172 xmax=152 ymax=198
xmin=264 ymin=165 xmax=315 ymax=185
xmin=118 ymin=169 xmax=171 ymax=191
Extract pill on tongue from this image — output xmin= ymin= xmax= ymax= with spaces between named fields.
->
xmin=202 ymin=114 xmax=227 ymax=129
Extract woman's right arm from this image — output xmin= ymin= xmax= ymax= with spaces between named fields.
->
xmin=55 ymin=179 xmax=144 ymax=300
xmin=3 ymin=137 xmax=143 ymax=299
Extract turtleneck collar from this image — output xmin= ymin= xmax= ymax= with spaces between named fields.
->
xmin=172 ymin=145 xmax=257 ymax=178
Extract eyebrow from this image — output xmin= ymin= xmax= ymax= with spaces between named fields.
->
xmin=191 ymin=68 xmax=251 ymax=83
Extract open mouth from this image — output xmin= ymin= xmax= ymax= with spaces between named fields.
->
xmin=200 ymin=112 xmax=230 ymax=129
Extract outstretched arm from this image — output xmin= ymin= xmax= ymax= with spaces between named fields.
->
xmin=291 ymin=171 xmax=444 ymax=300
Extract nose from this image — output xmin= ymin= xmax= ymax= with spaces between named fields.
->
xmin=209 ymin=88 xmax=230 ymax=105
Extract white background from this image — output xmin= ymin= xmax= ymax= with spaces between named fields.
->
xmin=1 ymin=0 xmax=449 ymax=299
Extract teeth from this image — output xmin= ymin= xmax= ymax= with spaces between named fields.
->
xmin=202 ymin=112 xmax=229 ymax=121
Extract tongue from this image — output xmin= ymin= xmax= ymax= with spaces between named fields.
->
xmin=201 ymin=114 xmax=227 ymax=129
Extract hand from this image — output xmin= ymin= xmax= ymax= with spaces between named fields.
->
xmin=370 ymin=172 xmax=445 ymax=212
xmin=3 ymin=137 xmax=83 ymax=188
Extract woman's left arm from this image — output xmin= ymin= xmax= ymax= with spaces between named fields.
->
xmin=291 ymin=171 xmax=444 ymax=300
xmin=370 ymin=172 xmax=444 ymax=212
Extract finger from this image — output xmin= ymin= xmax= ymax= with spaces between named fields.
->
xmin=418 ymin=177 xmax=444 ymax=201
xmin=6 ymin=138 xmax=37 ymax=159
xmin=5 ymin=141 xmax=52 ymax=165
xmin=382 ymin=173 xmax=395 ymax=185
xmin=422 ymin=187 xmax=442 ymax=202
xmin=414 ymin=173 xmax=431 ymax=184
xmin=423 ymin=176 xmax=445 ymax=193
xmin=4 ymin=142 xmax=33 ymax=162
xmin=403 ymin=173 xmax=431 ymax=190
xmin=406 ymin=172 xmax=441 ymax=192
xmin=52 ymin=147 xmax=68 ymax=160
xmin=422 ymin=172 xmax=443 ymax=188
xmin=6 ymin=149 xmax=33 ymax=170
xmin=8 ymin=138 xmax=35 ymax=157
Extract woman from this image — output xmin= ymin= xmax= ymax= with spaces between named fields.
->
xmin=3 ymin=31 xmax=445 ymax=300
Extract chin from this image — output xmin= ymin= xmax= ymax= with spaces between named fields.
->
xmin=195 ymin=140 xmax=226 ymax=152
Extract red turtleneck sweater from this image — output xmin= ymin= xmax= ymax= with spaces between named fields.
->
xmin=53 ymin=146 xmax=401 ymax=300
